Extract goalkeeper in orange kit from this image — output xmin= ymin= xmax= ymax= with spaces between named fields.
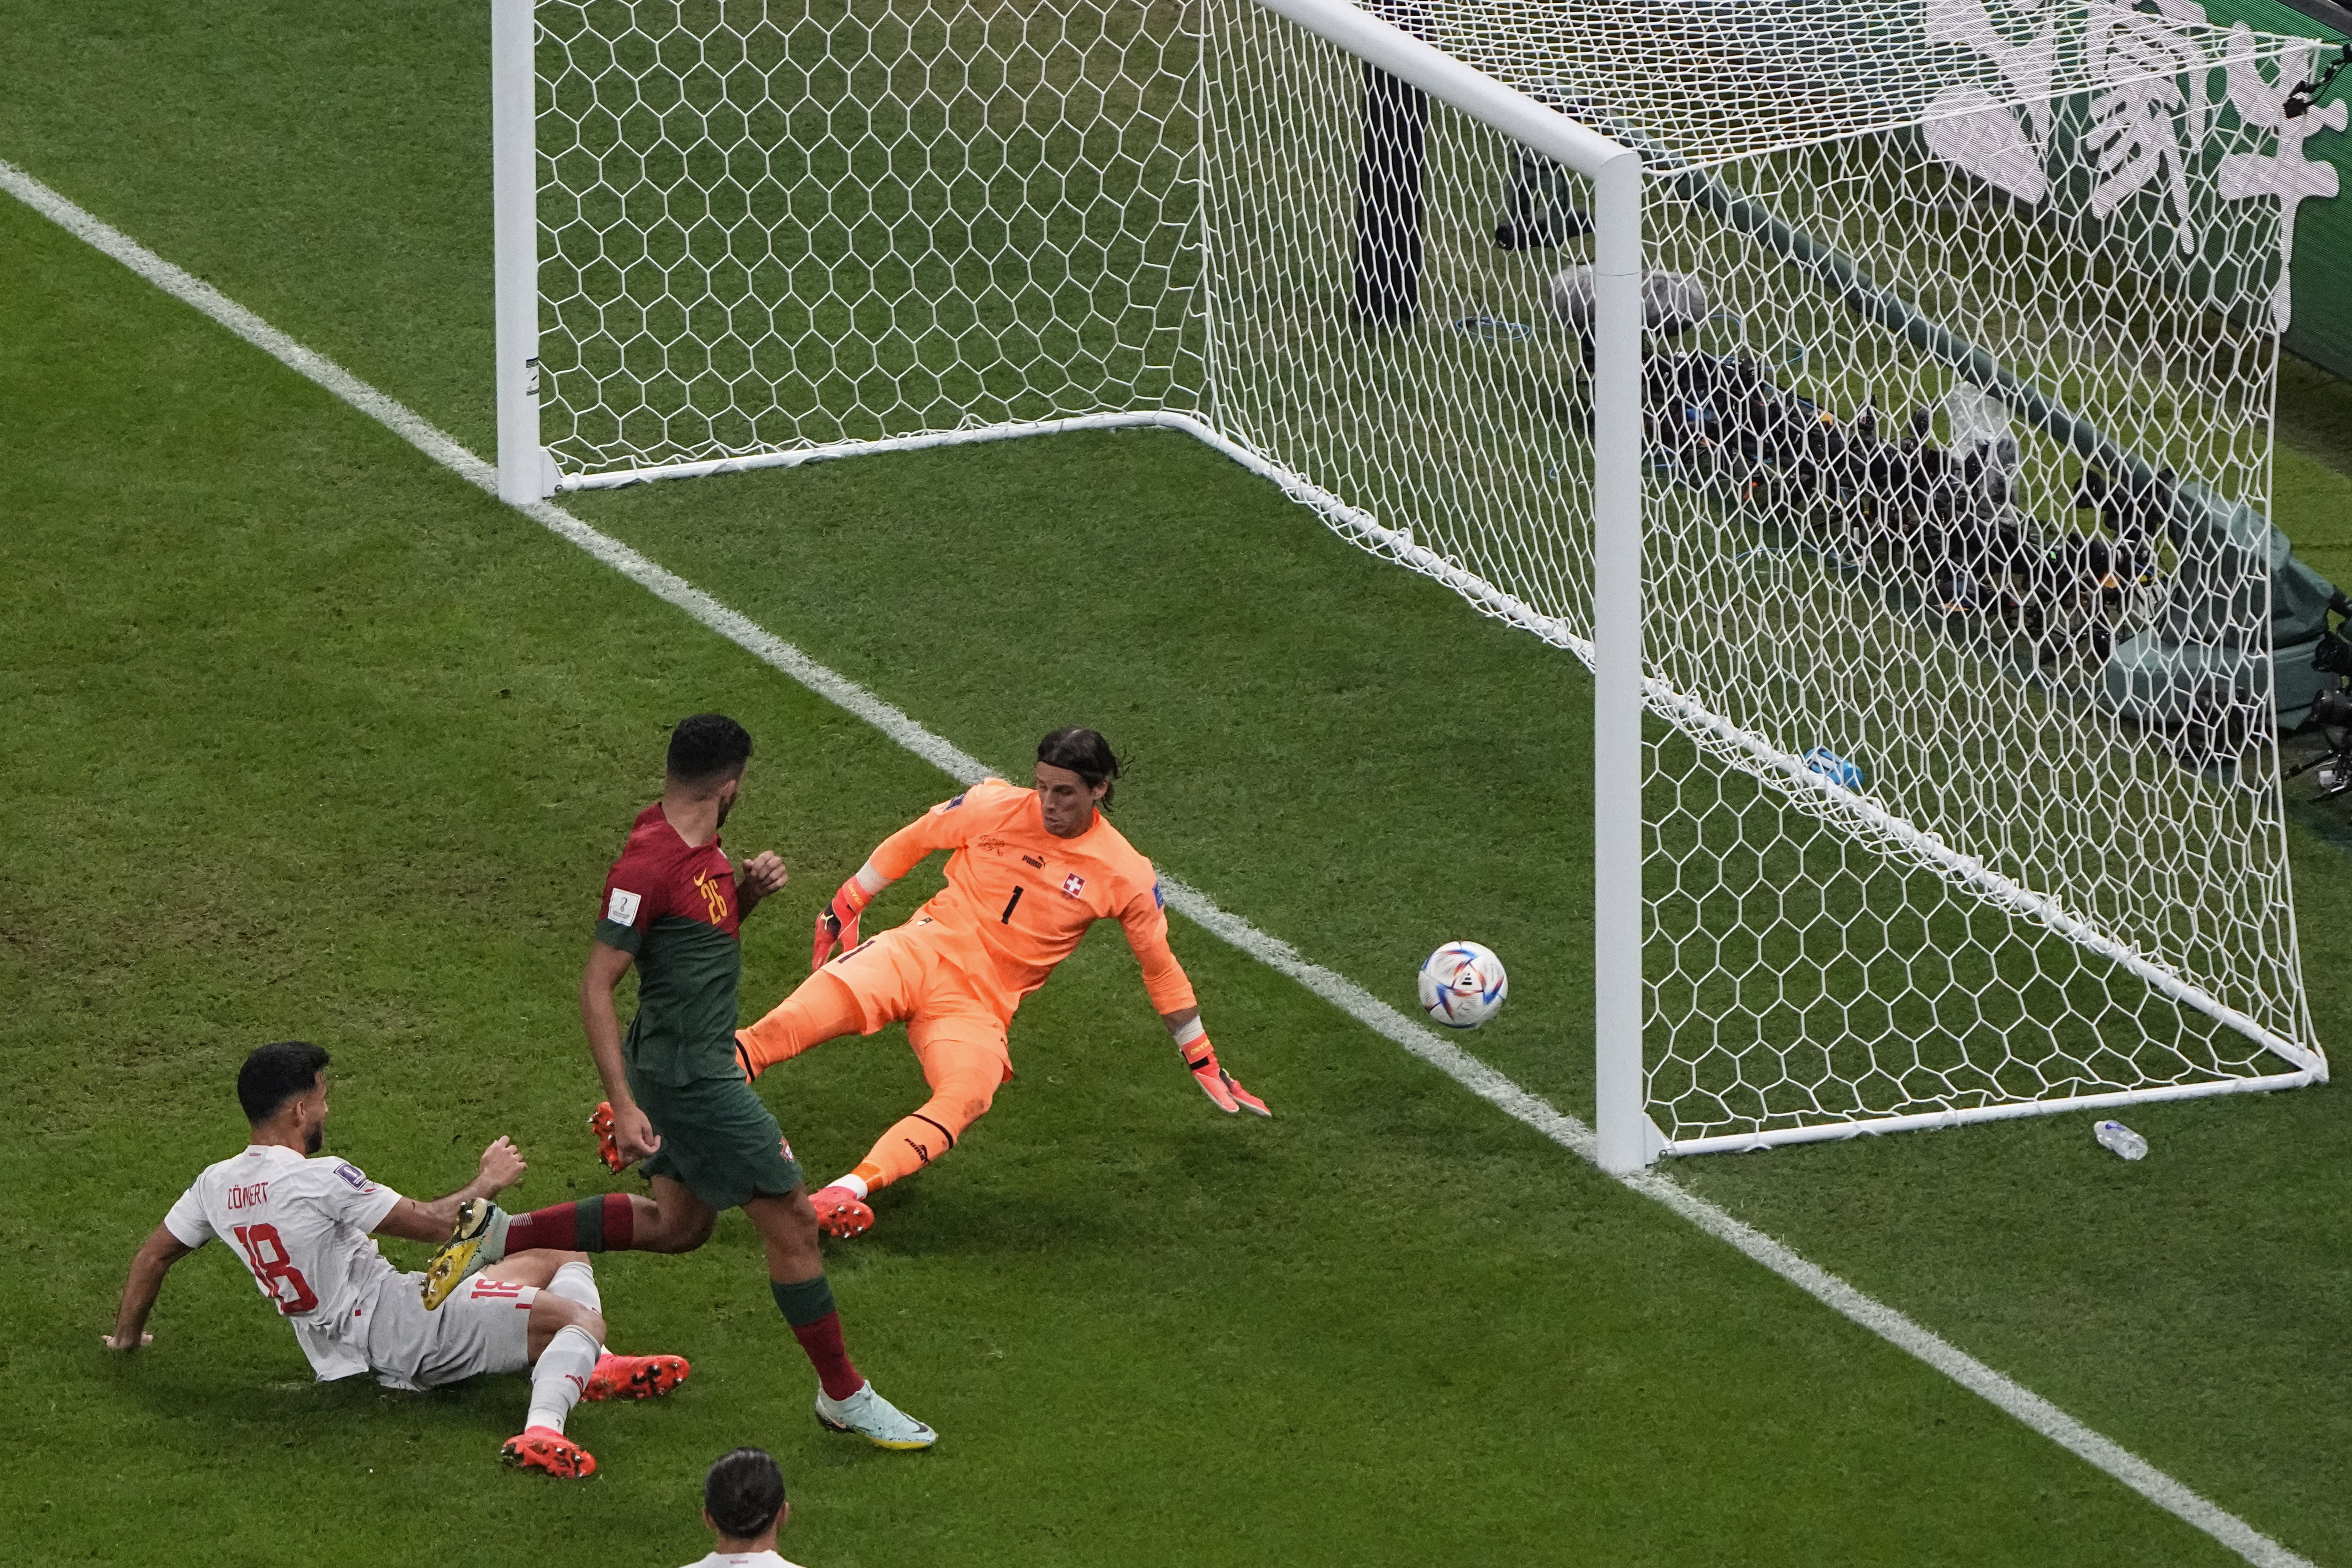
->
xmin=722 ymin=726 xmax=1269 ymax=1238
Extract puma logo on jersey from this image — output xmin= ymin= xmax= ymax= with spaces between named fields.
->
xmin=1022 ymin=853 xmax=1045 ymax=868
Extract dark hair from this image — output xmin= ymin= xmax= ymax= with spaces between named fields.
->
xmin=1037 ymin=726 xmax=1121 ymax=807
xmin=704 ymin=1447 xmax=786 ymax=1540
xmin=237 ymin=1041 xmax=331 ymax=1124
xmin=668 ymin=714 xmax=753 ymax=786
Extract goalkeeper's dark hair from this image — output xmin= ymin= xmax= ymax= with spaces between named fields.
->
xmin=704 ymin=1446 xmax=786 ymax=1540
xmin=667 ymin=713 xmax=754 ymax=787
xmin=237 ymin=1041 xmax=331 ymax=1124
xmin=1037 ymin=726 xmax=1121 ymax=807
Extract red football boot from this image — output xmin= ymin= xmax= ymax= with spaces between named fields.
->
xmin=589 ymin=1101 xmax=628 ymax=1173
xmin=583 ymin=1352 xmax=691 ymax=1402
xmin=807 ymin=1184 xmax=875 ymax=1239
xmin=500 ymin=1425 xmax=597 ymax=1479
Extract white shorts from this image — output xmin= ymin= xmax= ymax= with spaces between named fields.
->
xmin=358 ymin=1272 xmax=537 ymax=1392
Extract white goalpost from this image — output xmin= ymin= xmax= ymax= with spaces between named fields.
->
xmin=492 ymin=0 xmax=2333 ymax=1169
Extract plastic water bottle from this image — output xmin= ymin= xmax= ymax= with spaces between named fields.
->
xmin=2093 ymin=1119 xmax=2147 ymax=1161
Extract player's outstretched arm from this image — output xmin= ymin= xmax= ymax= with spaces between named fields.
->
xmin=581 ymin=940 xmax=661 ymax=1163
xmin=1120 ymin=880 xmax=1272 ymax=1117
xmin=373 ymin=1137 xmax=528 ymax=1242
xmin=103 ymin=1223 xmax=195 ymax=1351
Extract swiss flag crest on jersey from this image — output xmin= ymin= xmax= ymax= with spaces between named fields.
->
xmin=1061 ymin=873 xmax=1086 ymax=898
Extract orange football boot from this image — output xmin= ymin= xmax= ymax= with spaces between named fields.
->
xmin=500 ymin=1426 xmax=597 ymax=1479
xmin=583 ymin=1352 xmax=691 ymax=1402
xmin=807 ymin=1184 xmax=875 ymax=1239
xmin=589 ymin=1101 xmax=627 ymax=1173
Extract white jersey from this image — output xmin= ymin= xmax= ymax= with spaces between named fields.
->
xmin=163 ymin=1143 xmax=404 ymax=1382
xmin=679 ymin=1553 xmax=808 ymax=1568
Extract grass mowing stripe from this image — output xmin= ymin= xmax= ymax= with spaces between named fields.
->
xmin=1 ymin=152 xmax=2312 ymax=1568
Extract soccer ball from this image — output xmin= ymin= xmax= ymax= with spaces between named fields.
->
xmin=1418 ymin=941 xmax=1508 ymax=1029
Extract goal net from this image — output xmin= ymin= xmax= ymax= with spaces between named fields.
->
xmin=506 ymin=0 xmax=2333 ymax=1158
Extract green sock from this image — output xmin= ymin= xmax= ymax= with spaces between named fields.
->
xmin=771 ymin=1274 xmax=837 ymax=1327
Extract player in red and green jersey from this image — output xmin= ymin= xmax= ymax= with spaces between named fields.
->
xmin=731 ymin=726 xmax=1271 ymax=1240
xmin=423 ymin=715 xmax=935 ymax=1450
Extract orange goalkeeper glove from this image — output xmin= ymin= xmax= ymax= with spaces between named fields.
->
xmin=1182 ymin=1038 xmax=1271 ymax=1117
xmin=811 ymin=875 xmax=873 ymax=971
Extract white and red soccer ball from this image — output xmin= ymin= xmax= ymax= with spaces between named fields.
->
xmin=1418 ymin=940 xmax=1508 ymax=1029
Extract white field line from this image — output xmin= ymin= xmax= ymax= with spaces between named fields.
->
xmin=0 ymin=156 xmax=2315 ymax=1568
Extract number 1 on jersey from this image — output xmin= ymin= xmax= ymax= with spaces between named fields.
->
xmin=1000 ymin=886 xmax=1024 ymax=924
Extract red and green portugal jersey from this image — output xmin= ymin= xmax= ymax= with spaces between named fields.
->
xmin=594 ymin=802 xmax=742 ymax=1086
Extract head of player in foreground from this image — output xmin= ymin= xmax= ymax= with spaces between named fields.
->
xmin=685 ymin=1447 xmax=803 ymax=1568
xmin=105 ymin=1040 xmax=691 ymax=1480
xmin=1034 ymin=723 xmax=1120 ymax=838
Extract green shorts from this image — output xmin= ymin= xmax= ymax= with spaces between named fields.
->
xmin=627 ymin=1068 xmax=804 ymax=1211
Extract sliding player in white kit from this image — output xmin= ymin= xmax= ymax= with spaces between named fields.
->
xmin=104 ymin=1040 xmax=690 ymax=1479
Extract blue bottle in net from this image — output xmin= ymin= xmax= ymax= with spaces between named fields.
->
xmin=1801 ymin=747 xmax=1867 ymax=791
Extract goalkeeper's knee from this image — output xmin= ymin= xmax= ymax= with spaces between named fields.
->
xmin=736 ymin=978 xmax=863 ymax=1079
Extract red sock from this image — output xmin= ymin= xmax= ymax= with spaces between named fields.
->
xmin=506 ymin=1194 xmax=633 ymax=1254
xmin=789 ymin=1312 xmax=864 ymax=1401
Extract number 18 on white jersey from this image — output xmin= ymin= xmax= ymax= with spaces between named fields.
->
xmin=163 ymin=1144 xmax=404 ymax=1381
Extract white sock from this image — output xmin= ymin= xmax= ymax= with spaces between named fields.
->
xmin=830 ymin=1173 xmax=870 ymax=1199
xmin=525 ymin=1323 xmax=599 ymax=1435
xmin=546 ymin=1259 xmax=603 ymax=1315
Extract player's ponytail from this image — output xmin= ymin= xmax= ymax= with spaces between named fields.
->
xmin=1037 ymin=726 xmax=1121 ymax=807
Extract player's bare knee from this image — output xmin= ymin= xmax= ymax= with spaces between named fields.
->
xmin=653 ymin=1217 xmax=712 ymax=1254
xmin=759 ymin=1196 xmax=821 ymax=1264
xmin=640 ymin=1204 xmax=711 ymax=1253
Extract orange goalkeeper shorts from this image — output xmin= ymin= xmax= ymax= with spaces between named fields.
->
xmin=830 ymin=918 xmax=1014 ymax=1078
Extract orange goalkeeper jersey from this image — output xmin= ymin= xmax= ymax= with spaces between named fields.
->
xmin=868 ymin=779 xmax=1197 ymax=1022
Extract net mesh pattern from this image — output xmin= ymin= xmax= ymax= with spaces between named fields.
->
xmin=531 ymin=0 xmax=2328 ymax=1146
xmin=539 ymin=0 xmax=1203 ymax=475
xmin=1402 ymin=0 xmax=2303 ymax=169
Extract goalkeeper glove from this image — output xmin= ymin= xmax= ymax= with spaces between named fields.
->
xmin=811 ymin=875 xmax=874 ymax=971
xmin=1182 ymin=1038 xmax=1271 ymax=1117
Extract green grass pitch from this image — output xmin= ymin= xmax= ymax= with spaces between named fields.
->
xmin=5 ymin=3 xmax=2352 ymax=1564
